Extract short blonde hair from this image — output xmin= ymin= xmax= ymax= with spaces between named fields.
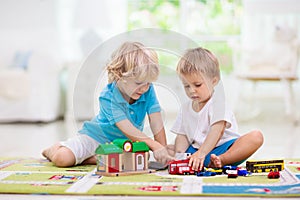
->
xmin=107 ymin=42 xmax=159 ymax=83
xmin=177 ymin=47 xmax=220 ymax=80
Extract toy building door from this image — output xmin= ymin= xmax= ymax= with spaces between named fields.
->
xmin=108 ymin=154 xmax=120 ymax=173
xmin=136 ymin=154 xmax=144 ymax=170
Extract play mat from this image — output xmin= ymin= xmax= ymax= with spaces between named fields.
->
xmin=0 ymin=157 xmax=299 ymax=197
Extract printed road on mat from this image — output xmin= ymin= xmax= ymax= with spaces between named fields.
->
xmin=0 ymin=158 xmax=299 ymax=197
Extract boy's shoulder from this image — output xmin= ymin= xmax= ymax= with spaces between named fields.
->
xmin=99 ymin=82 xmax=115 ymax=99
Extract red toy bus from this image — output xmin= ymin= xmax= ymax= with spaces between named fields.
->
xmin=168 ymin=159 xmax=197 ymax=175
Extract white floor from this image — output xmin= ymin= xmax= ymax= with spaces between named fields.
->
xmin=0 ymin=78 xmax=300 ymax=199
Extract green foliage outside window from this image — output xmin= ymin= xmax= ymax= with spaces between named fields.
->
xmin=127 ymin=0 xmax=242 ymax=74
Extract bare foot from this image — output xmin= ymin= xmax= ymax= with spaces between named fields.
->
xmin=42 ymin=148 xmax=51 ymax=160
xmin=208 ymin=154 xmax=223 ymax=168
xmin=42 ymin=143 xmax=61 ymax=161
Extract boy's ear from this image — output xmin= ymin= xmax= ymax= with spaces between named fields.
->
xmin=118 ymin=77 xmax=127 ymax=83
xmin=212 ymin=76 xmax=219 ymax=86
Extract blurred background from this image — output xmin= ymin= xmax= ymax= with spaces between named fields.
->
xmin=0 ymin=0 xmax=299 ymax=159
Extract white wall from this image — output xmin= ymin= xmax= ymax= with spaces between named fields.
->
xmin=0 ymin=0 xmax=128 ymax=122
xmin=58 ymin=0 xmax=128 ymax=62
xmin=244 ymin=0 xmax=300 ymax=14
xmin=0 ymin=0 xmax=61 ymax=67
xmin=0 ymin=0 xmax=128 ymax=65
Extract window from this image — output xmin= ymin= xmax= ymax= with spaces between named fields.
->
xmin=111 ymin=158 xmax=116 ymax=167
xmin=127 ymin=0 xmax=242 ymax=74
xmin=137 ymin=155 xmax=142 ymax=165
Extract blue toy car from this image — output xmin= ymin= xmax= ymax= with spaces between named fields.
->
xmin=196 ymin=171 xmax=216 ymax=177
xmin=238 ymin=168 xmax=251 ymax=176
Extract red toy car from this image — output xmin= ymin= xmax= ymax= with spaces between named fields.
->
xmin=268 ymin=170 xmax=280 ymax=179
xmin=227 ymin=169 xmax=238 ymax=178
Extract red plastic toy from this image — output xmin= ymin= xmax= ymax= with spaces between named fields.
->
xmin=268 ymin=170 xmax=280 ymax=179
xmin=168 ymin=159 xmax=217 ymax=176
xmin=168 ymin=159 xmax=197 ymax=175
xmin=227 ymin=169 xmax=238 ymax=178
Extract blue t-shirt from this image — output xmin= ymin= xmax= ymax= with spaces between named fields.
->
xmin=79 ymin=81 xmax=161 ymax=144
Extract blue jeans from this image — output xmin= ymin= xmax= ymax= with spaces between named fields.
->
xmin=185 ymin=138 xmax=245 ymax=167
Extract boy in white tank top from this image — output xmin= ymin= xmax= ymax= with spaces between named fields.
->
xmin=170 ymin=47 xmax=264 ymax=171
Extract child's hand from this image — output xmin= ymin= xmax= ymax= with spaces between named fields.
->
xmin=187 ymin=151 xmax=206 ymax=171
xmin=153 ymin=146 xmax=174 ymax=165
xmin=166 ymin=144 xmax=175 ymax=157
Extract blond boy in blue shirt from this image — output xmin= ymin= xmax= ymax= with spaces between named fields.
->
xmin=43 ymin=42 xmax=173 ymax=167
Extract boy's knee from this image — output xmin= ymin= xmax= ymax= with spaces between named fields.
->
xmin=52 ymin=149 xmax=76 ymax=167
xmin=252 ymin=130 xmax=264 ymax=147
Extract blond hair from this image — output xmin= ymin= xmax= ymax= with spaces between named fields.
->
xmin=106 ymin=42 xmax=159 ymax=83
xmin=177 ymin=47 xmax=220 ymax=80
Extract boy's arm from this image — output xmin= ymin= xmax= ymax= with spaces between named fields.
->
xmin=188 ymin=120 xmax=226 ymax=170
xmin=115 ymin=119 xmax=163 ymax=151
xmin=148 ymin=112 xmax=167 ymax=146
xmin=175 ymin=134 xmax=189 ymax=153
xmin=116 ymin=119 xmax=173 ymax=164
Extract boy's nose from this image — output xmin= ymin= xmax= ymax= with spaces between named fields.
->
xmin=139 ymin=84 xmax=149 ymax=92
xmin=188 ymin=86 xmax=196 ymax=93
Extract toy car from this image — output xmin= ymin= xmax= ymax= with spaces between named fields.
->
xmin=268 ymin=170 xmax=280 ymax=179
xmin=238 ymin=168 xmax=251 ymax=176
xmin=207 ymin=168 xmax=223 ymax=175
xmin=196 ymin=171 xmax=216 ymax=177
xmin=223 ymin=165 xmax=237 ymax=174
xmin=227 ymin=169 xmax=238 ymax=178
